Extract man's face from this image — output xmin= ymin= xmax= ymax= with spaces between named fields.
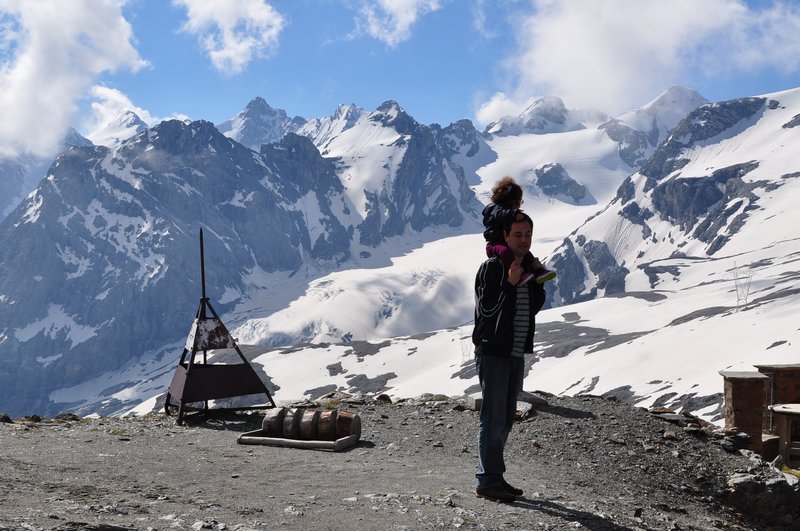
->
xmin=504 ymin=220 xmax=532 ymax=258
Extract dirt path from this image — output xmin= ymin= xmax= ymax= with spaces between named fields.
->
xmin=1 ymin=394 xmax=795 ymax=530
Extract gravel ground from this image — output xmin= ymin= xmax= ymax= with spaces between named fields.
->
xmin=1 ymin=393 xmax=798 ymax=531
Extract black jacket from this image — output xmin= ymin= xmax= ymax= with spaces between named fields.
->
xmin=482 ymin=203 xmax=520 ymax=244
xmin=472 ymin=256 xmax=547 ymax=356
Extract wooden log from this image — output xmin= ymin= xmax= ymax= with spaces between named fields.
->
xmin=236 ymin=431 xmax=359 ymax=452
xmin=261 ymin=407 xmax=286 ymax=437
xmin=299 ymin=409 xmax=320 ymax=440
xmin=282 ymin=407 xmax=303 ymax=439
xmin=317 ymin=410 xmax=338 ymax=441
xmin=335 ymin=410 xmax=361 ymax=439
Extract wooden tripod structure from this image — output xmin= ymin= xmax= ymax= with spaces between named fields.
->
xmin=165 ymin=228 xmax=275 ymax=424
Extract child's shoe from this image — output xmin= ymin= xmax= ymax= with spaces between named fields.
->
xmin=534 ymin=267 xmax=557 ymax=284
xmin=517 ymin=271 xmax=534 ymax=286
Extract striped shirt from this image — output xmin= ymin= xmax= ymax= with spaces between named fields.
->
xmin=511 ymin=285 xmax=530 ymax=357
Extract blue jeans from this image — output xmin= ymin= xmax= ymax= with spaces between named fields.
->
xmin=475 ymin=353 xmax=524 ymax=488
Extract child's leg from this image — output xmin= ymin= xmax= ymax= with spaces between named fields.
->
xmin=526 ymin=251 xmax=557 ymax=283
xmin=486 ymin=242 xmax=515 ymax=270
xmin=489 ymin=243 xmax=535 ymax=285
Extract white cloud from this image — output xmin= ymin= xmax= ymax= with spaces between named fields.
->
xmin=476 ymin=0 xmax=800 ymax=122
xmin=84 ymin=86 xmax=158 ymax=132
xmin=474 ymin=92 xmax=532 ymax=126
xmin=355 ymin=0 xmax=443 ymax=47
xmin=704 ymin=2 xmax=800 ymax=74
xmin=174 ymin=0 xmax=285 ymax=75
xmin=0 ymin=0 xmax=146 ymax=158
xmin=470 ymin=0 xmax=494 ymax=39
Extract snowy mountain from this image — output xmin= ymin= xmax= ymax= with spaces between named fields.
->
xmin=87 ymin=110 xmax=149 ymax=148
xmin=600 ymin=86 xmax=709 ymax=168
xmin=0 ymin=103 xmax=486 ymax=416
xmin=485 ymin=96 xmax=609 ymax=136
xmin=296 ymin=103 xmax=367 ymax=151
xmin=0 ymin=129 xmax=93 ymax=220
xmin=211 ymin=101 xmax=495 ymax=347
xmin=548 ymin=89 xmax=799 ymax=307
xmin=471 ymin=87 xmax=707 ymax=251
xmin=127 ymin=88 xmax=800 ymax=424
xmin=3 ymin=84 xmax=790 ymax=425
xmin=523 ymin=87 xmax=800 ymax=418
xmin=216 ymin=96 xmax=306 ymax=151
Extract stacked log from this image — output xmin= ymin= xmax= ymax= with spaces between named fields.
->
xmin=261 ymin=407 xmax=361 ymax=441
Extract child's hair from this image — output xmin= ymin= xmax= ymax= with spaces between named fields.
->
xmin=491 ymin=177 xmax=523 ymax=208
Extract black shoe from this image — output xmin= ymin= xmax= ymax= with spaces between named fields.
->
xmin=502 ymin=480 xmax=523 ymax=496
xmin=476 ymin=485 xmax=516 ymax=503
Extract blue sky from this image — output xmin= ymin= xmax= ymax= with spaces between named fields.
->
xmin=2 ymin=0 xmax=800 ymax=158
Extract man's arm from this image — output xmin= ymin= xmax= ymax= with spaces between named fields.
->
xmin=530 ymin=281 xmax=546 ymax=314
xmin=475 ymin=258 xmax=514 ymax=318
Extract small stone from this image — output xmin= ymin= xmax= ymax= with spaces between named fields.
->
xmin=284 ymin=505 xmax=303 ymax=516
xmin=663 ymin=430 xmax=679 ymax=440
xmin=375 ymin=393 xmax=392 ymax=403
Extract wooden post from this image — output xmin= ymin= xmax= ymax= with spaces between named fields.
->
xmin=720 ymin=370 xmax=769 ymax=455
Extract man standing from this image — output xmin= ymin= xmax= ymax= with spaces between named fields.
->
xmin=472 ymin=211 xmax=547 ymax=502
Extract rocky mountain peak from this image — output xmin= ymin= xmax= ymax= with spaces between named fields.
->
xmin=0 ymin=94 xmax=490 ymax=416
xmin=118 ymin=110 xmax=148 ymax=128
xmin=646 ymin=85 xmax=708 ymax=114
xmin=334 ymin=103 xmax=362 ymax=123
xmin=599 ymin=87 xmax=708 ymax=169
xmin=639 ymin=96 xmax=765 ymax=185
xmin=485 ymin=96 xmax=605 ymax=136
xmin=86 ymin=110 xmax=149 ymax=148
xmin=615 ymin=85 xmax=709 ymax=140
xmin=549 ymin=90 xmax=793 ymax=308
xmin=63 ymin=128 xmax=93 ymax=149
xmin=372 ymin=100 xmax=417 ymax=134
xmin=216 ymin=97 xmax=307 ymax=151
xmin=243 ymin=96 xmax=274 ymax=114
xmin=122 ymin=119 xmax=232 ymax=158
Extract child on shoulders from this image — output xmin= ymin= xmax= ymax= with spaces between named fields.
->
xmin=482 ymin=176 xmax=556 ymax=286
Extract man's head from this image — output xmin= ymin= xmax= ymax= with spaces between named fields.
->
xmin=503 ymin=211 xmax=533 ymax=258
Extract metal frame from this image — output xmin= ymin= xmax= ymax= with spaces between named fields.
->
xmin=165 ymin=229 xmax=276 ymax=424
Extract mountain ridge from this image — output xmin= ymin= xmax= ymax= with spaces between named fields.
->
xmin=0 ymin=104 xmax=487 ymax=416
xmin=2 ymin=85 xmax=796 ymax=423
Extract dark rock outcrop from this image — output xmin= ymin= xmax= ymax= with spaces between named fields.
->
xmin=535 ymin=163 xmax=595 ymax=205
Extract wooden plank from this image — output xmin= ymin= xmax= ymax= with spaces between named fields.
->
xmin=236 ymin=430 xmax=359 ymax=452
